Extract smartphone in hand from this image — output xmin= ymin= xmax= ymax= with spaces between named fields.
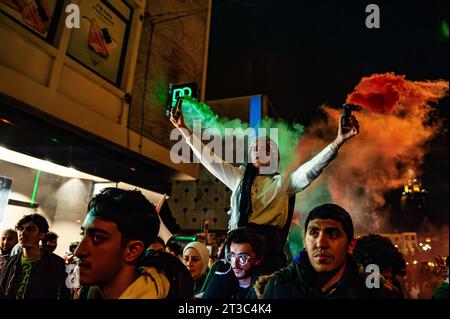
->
xmin=171 ymin=96 xmax=183 ymax=121
xmin=341 ymin=104 xmax=352 ymax=133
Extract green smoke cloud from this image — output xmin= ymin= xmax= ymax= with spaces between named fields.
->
xmin=181 ymin=97 xmax=305 ymax=171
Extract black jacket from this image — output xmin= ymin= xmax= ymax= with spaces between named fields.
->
xmin=0 ymin=250 xmax=70 ymax=299
xmin=261 ymin=249 xmax=399 ymax=299
xmin=202 ymin=259 xmax=259 ymax=299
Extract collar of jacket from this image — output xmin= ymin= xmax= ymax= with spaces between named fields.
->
xmin=293 ymin=249 xmax=359 ymax=297
xmin=119 ymin=267 xmax=170 ymax=299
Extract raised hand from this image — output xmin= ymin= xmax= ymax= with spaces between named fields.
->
xmin=333 ymin=115 xmax=359 ymax=150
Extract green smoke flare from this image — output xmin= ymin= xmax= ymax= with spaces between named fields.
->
xmin=181 ymin=97 xmax=304 ymax=170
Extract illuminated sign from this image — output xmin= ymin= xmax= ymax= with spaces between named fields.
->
xmin=168 ymin=82 xmax=198 ymax=107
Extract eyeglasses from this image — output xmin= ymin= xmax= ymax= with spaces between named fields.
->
xmin=225 ymin=252 xmax=254 ymax=265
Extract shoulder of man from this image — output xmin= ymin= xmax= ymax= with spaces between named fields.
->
xmin=40 ymin=250 xmax=66 ymax=267
xmin=138 ymin=250 xmax=193 ymax=299
xmin=355 ymin=272 xmax=402 ymax=299
xmin=1 ymin=253 xmax=20 ymax=275
xmin=257 ymin=262 xmax=299 ymax=299
xmin=0 ymin=253 xmax=21 ymax=297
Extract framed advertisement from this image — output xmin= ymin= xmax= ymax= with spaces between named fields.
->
xmin=0 ymin=176 xmax=12 ymax=224
xmin=66 ymin=0 xmax=132 ymax=87
xmin=0 ymin=0 xmax=63 ymax=42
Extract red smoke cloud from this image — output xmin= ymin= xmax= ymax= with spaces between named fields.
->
xmin=346 ymin=72 xmax=448 ymax=114
xmin=293 ymin=73 xmax=448 ymax=233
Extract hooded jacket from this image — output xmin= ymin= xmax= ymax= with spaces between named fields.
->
xmin=119 ymin=267 xmax=170 ymax=299
xmin=83 ymin=266 xmax=170 ymax=299
xmin=82 ymin=250 xmax=193 ymax=299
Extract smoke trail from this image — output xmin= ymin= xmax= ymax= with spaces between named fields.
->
xmin=178 ymin=73 xmax=448 ymax=235
xmin=259 ymin=118 xmax=304 ymax=171
xmin=181 ymin=97 xmax=221 ymax=129
xmin=295 ymin=73 xmax=448 ymax=233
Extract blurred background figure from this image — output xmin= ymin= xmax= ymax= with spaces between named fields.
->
xmin=65 ymin=241 xmax=81 ymax=299
xmin=8 ymin=242 xmax=22 ymax=257
xmin=149 ymin=236 xmax=166 ymax=251
xmin=0 ymin=229 xmax=18 ymax=269
xmin=165 ymin=241 xmax=182 ymax=259
xmin=69 ymin=242 xmax=79 ymax=255
xmin=208 ymin=252 xmax=219 ymax=270
xmin=182 ymin=241 xmax=210 ymax=296
xmin=353 ymin=234 xmax=407 ymax=298
xmin=42 ymin=231 xmax=58 ymax=253
xmin=432 ymin=256 xmax=449 ymax=299
xmin=1 ymin=228 xmax=18 ymax=256
xmin=64 ymin=241 xmax=80 ymax=265
xmin=0 ymin=214 xmax=69 ymax=299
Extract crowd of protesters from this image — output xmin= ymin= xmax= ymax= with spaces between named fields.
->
xmin=0 ymin=111 xmax=447 ymax=299
xmin=1 ymin=189 xmax=447 ymax=299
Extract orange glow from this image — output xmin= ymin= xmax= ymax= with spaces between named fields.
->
xmin=294 ymin=73 xmax=448 ymax=232
xmin=347 ymin=72 xmax=449 ymax=114
xmin=0 ymin=117 xmax=15 ymax=126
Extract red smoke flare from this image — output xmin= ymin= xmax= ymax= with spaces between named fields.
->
xmin=347 ymin=72 xmax=448 ymax=114
xmin=292 ymin=73 xmax=448 ymax=233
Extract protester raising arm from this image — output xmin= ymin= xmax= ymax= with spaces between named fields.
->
xmin=170 ymin=110 xmax=243 ymax=191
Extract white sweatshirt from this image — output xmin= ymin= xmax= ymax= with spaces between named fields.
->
xmin=180 ymin=129 xmax=338 ymax=230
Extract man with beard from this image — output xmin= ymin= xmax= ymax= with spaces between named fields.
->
xmin=203 ymin=227 xmax=266 ymax=299
xmin=259 ymin=204 xmax=397 ymax=299
xmin=0 ymin=214 xmax=69 ymax=299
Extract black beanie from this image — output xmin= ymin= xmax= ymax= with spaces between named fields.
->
xmin=304 ymin=204 xmax=354 ymax=241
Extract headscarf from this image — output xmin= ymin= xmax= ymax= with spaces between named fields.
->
xmin=183 ymin=241 xmax=210 ymax=276
xmin=239 ymin=137 xmax=280 ymax=227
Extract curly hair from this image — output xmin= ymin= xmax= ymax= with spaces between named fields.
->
xmin=16 ymin=214 xmax=49 ymax=234
xmin=353 ymin=234 xmax=406 ymax=277
xmin=44 ymin=231 xmax=58 ymax=242
xmin=225 ymin=227 xmax=266 ymax=258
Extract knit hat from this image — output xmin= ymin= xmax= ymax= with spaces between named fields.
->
xmin=183 ymin=241 xmax=210 ymax=275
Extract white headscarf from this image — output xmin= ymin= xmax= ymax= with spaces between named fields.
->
xmin=183 ymin=241 xmax=210 ymax=275
xmin=249 ymin=136 xmax=280 ymax=174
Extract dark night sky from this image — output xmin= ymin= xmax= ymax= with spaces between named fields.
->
xmin=205 ymin=0 xmax=449 ymax=225
xmin=206 ymin=0 xmax=448 ymax=122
